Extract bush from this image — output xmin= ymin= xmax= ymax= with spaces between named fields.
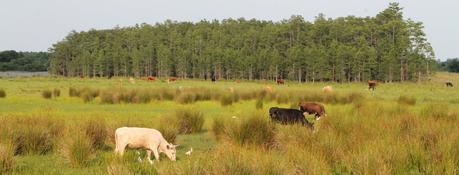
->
xmin=0 ymin=142 xmax=15 ymax=173
xmin=212 ymin=118 xmax=227 ymax=140
xmin=81 ymin=91 xmax=95 ymax=102
xmin=176 ymin=92 xmax=197 ymax=104
xmin=42 ymin=90 xmax=52 ymax=99
xmin=100 ymin=90 xmax=116 ymax=104
xmin=157 ymin=117 xmax=179 ymax=144
xmin=59 ymin=130 xmax=95 ymax=167
xmin=175 ymin=109 xmax=204 ymax=134
xmin=7 ymin=117 xmax=64 ymax=155
xmin=223 ymin=112 xmax=276 ymax=148
xmin=84 ymin=119 xmax=107 ymax=150
xmin=53 ymin=88 xmax=61 ymax=97
xmin=0 ymin=89 xmax=5 ymax=98
xmin=397 ymin=95 xmax=416 ymax=105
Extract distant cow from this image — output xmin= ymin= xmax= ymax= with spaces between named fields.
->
xmin=115 ymin=127 xmax=177 ymax=164
xmin=211 ymin=76 xmax=216 ymax=82
xmin=322 ymin=85 xmax=333 ymax=93
xmin=147 ymin=76 xmax=156 ymax=81
xmin=368 ymin=80 xmax=377 ymax=91
xmin=269 ymin=107 xmax=314 ymax=129
xmin=446 ymin=81 xmax=453 ymax=87
xmin=298 ymin=102 xmax=326 ymax=120
xmin=276 ymin=79 xmax=284 ymax=85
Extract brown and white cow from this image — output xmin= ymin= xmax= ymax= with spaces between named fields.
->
xmin=115 ymin=127 xmax=177 ymax=164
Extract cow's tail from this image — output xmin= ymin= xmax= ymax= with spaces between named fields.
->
xmin=321 ymin=105 xmax=327 ymax=117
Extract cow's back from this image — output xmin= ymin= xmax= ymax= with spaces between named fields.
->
xmin=115 ymin=127 xmax=163 ymax=148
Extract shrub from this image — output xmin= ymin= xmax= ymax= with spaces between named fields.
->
xmin=53 ymin=88 xmax=61 ymax=97
xmin=212 ymin=118 xmax=227 ymax=140
xmin=134 ymin=90 xmax=152 ymax=103
xmin=157 ymin=117 xmax=179 ymax=144
xmin=42 ymin=90 xmax=52 ymax=99
xmin=60 ymin=130 xmax=95 ymax=167
xmin=224 ymin=112 xmax=276 ymax=148
xmin=397 ymin=95 xmax=416 ymax=105
xmin=84 ymin=119 xmax=107 ymax=150
xmin=100 ymin=90 xmax=115 ymax=104
xmin=175 ymin=109 xmax=204 ymax=134
xmin=0 ymin=142 xmax=15 ymax=173
xmin=81 ymin=91 xmax=95 ymax=102
xmin=8 ymin=117 xmax=64 ymax=155
xmin=0 ymin=89 xmax=5 ymax=98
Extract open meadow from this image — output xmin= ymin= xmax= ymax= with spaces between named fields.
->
xmin=0 ymin=72 xmax=458 ymax=175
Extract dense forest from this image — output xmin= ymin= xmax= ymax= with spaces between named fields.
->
xmin=49 ymin=3 xmax=435 ymax=82
xmin=0 ymin=50 xmax=49 ymax=71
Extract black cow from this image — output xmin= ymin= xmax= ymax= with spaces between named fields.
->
xmin=446 ymin=81 xmax=453 ymax=87
xmin=269 ymin=107 xmax=313 ymax=129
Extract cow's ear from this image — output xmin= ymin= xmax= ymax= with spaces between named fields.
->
xmin=167 ymin=145 xmax=170 ymax=149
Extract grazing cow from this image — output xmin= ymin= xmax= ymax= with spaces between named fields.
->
xmin=269 ymin=107 xmax=314 ymax=129
xmin=148 ymin=76 xmax=156 ymax=81
xmin=115 ymin=127 xmax=177 ymax=164
xmin=298 ymin=102 xmax=326 ymax=120
xmin=446 ymin=81 xmax=453 ymax=87
xmin=368 ymin=80 xmax=377 ymax=91
xmin=236 ymin=80 xmax=241 ymax=83
xmin=276 ymin=79 xmax=285 ymax=85
xmin=322 ymin=85 xmax=333 ymax=93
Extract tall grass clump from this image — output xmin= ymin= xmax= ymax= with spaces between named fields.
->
xmin=59 ymin=130 xmax=95 ymax=167
xmin=69 ymin=87 xmax=78 ymax=97
xmin=84 ymin=119 xmax=107 ymax=150
xmin=220 ymin=112 xmax=276 ymax=148
xmin=42 ymin=89 xmax=52 ymax=99
xmin=420 ymin=103 xmax=455 ymax=120
xmin=100 ymin=90 xmax=117 ymax=104
xmin=176 ymin=92 xmax=197 ymax=104
xmin=398 ymin=95 xmax=416 ymax=105
xmin=0 ymin=89 xmax=5 ymax=98
xmin=0 ymin=142 xmax=15 ymax=173
xmin=220 ymin=94 xmax=236 ymax=106
xmin=174 ymin=109 xmax=204 ymax=134
xmin=157 ymin=117 xmax=180 ymax=144
xmin=255 ymin=97 xmax=264 ymax=109
xmin=212 ymin=117 xmax=227 ymax=140
xmin=53 ymin=88 xmax=61 ymax=97
xmin=5 ymin=116 xmax=65 ymax=155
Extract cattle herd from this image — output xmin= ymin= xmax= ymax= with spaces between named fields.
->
xmin=115 ymin=100 xmax=327 ymax=163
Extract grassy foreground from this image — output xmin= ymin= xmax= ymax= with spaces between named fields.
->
xmin=0 ymin=73 xmax=458 ymax=174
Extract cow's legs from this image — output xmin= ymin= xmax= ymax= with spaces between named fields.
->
xmin=115 ymin=143 xmax=128 ymax=156
xmin=152 ymin=148 xmax=160 ymax=162
xmin=146 ymin=150 xmax=153 ymax=164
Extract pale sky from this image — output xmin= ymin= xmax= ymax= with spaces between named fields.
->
xmin=0 ymin=0 xmax=457 ymax=60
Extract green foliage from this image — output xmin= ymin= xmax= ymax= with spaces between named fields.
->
xmin=0 ymin=50 xmax=48 ymax=71
xmin=48 ymin=3 xmax=435 ymax=82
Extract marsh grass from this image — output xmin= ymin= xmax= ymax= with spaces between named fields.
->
xmin=53 ymin=88 xmax=61 ymax=97
xmin=59 ymin=130 xmax=95 ymax=167
xmin=42 ymin=90 xmax=52 ymax=99
xmin=84 ymin=119 xmax=108 ymax=150
xmin=175 ymin=109 xmax=205 ymax=134
xmin=0 ymin=89 xmax=6 ymax=98
xmin=0 ymin=142 xmax=15 ymax=173
xmin=398 ymin=95 xmax=417 ymax=105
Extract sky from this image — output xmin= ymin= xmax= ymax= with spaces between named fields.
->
xmin=0 ymin=0 xmax=457 ymax=60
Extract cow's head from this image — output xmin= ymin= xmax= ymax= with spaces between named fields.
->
xmin=269 ymin=107 xmax=279 ymax=119
xmin=164 ymin=144 xmax=178 ymax=161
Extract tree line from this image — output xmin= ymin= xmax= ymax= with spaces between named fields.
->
xmin=0 ymin=50 xmax=49 ymax=72
xmin=49 ymin=3 xmax=435 ymax=82
xmin=438 ymin=58 xmax=459 ymax=73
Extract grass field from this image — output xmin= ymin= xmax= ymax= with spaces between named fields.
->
xmin=0 ymin=72 xmax=458 ymax=174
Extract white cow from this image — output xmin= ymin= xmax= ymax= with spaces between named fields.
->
xmin=114 ymin=127 xmax=177 ymax=164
